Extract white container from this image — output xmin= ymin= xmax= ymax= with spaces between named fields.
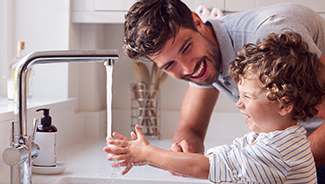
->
xmin=33 ymin=132 xmax=57 ymax=166
xmin=33 ymin=108 xmax=58 ymax=167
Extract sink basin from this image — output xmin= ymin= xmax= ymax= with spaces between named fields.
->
xmin=55 ymin=177 xmax=209 ymax=184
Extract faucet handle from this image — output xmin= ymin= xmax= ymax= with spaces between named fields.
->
xmin=2 ymin=145 xmax=28 ymax=166
xmin=2 ymin=121 xmax=29 ymax=166
xmin=32 ymin=118 xmax=39 ymax=141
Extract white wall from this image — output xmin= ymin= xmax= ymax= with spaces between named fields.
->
xmin=12 ymin=0 xmax=70 ymax=98
xmin=0 ymin=0 xmax=13 ymax=97
xmin=0 ymin=0 xmax=71 ymax=99
xmin=77 ymin=24 xmax=107 ymax=112
xmin=0 ymin=0 xmax=110 ymax=113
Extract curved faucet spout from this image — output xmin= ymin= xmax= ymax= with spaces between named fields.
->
xmin=10 ymin=49 xmax=118 ymax=184
xmin=14 ymin=49 xmax=118 ymax=137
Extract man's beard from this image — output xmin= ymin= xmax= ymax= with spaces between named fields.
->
xmin=184 ymin=34 xmax=221 ymax=86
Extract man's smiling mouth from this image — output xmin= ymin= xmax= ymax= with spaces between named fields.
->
xmin=191 ymin=59 xmax=206 ymax=78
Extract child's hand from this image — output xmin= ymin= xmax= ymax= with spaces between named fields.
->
xmin=103 ymin=124 xmax=150 ymax=175
xmin=107 ymin=129 xmax=138 ymax=142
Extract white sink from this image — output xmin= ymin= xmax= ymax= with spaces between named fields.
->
xmin=30 ymin=140 xmax=211 ymax=184
xmin=55 ymin=177 xmax=209 ymax=184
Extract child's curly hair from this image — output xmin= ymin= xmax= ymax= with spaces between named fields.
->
xmin=230 ymin=30 xmax=325 ymax=121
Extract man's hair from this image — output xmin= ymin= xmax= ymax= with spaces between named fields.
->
xmin=230 ymin=30 xmax=325 ymax=121
xmin=123 ymin=0 xmax=197 ymax=61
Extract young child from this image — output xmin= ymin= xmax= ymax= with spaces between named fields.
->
xmin=104 ymin=30 xmax=325 ymax=183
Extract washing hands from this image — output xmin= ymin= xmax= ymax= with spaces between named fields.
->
xmin=103 ymin=124 xmax=151 ymax=175
xmin=104 ymin=125 xmax=210 ymax=178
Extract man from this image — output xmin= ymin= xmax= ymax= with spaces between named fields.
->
xmin=123 ymin=0 xmax=325 ymax=180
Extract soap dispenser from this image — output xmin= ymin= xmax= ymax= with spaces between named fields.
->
xmin=33 ymin=108 xmax=57 ymax=167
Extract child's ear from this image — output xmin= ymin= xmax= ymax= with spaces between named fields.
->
xmin=278 ymin=96 xmax=293 ymax=116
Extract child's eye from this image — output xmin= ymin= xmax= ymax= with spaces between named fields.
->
xmin=245 ymin=95 xmax=251 ymax=99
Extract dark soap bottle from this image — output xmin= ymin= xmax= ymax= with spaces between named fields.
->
xmin=36 ymin=108 xmax=57 ymax=132
xmin=33 ymin=108 xmax=58 ymax=167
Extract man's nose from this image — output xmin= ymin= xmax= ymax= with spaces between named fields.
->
xmin=178 ymin=57 xmax=194 ymax=76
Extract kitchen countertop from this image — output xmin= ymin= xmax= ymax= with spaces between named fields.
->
xmin=31 ymin=138 xmax=217 ymax=184
xmin=0 ymin=97 xmax=74 ymax=122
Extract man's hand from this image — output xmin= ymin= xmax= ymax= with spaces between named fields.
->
xmin=168 ymin=140 xmax=197 ymax=153
xmin=167 ymin=140 xmax=198 ymax=176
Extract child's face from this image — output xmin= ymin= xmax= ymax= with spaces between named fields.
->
xmin=236 ymin=75 xmax=282 ymax=133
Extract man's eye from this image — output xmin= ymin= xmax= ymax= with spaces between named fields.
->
xmin=183 ymin=43 xmax=191 ymax=54
xmin=164 ymin=61 xmax=174 ymax=70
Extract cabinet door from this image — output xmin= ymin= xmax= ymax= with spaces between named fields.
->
xmin=225 ymin=0 xmax=325 ymax=12
xmin=124 ymin=0 xmax=137 ymax=10
xmin=256 ymin=0 xmax=325 ymax=12
xmin=94 ymin=0 xmax=225 ymax=12
xmin=94 ymin=0 xmax=137 ymax=11
xmin=182 ymin=0 xmax=196 ymax=10
xmin=94 ymin=0 xmax=124 ymax=11
xmin=195 ymin=0 xmax=225 ymax=10
xmin=72 ymin=0 xmax=227 ymax=23
xmin=183 ymin=0 xmax=225 ymax=11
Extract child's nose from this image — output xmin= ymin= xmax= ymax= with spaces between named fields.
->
xmin=236 ymin=100 xmax=244 ymax=109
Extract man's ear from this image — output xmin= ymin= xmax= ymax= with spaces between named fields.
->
xmin=279 ymin=96 xmax=293 ymax=116
xmin=192 ymin=12 xmax=204 ymax=31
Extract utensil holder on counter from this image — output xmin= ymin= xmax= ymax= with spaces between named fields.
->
xmin=131 ymin=83 xmax=161 ymax=139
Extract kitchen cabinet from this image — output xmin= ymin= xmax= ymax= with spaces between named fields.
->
xmin=71 ymin=0 xmax=132 ymax=23
xmin=255 ymin=0 xmax=325 ymax=12
xmin=71 ymin=0 xmax=324 ymax=24
xmin=225 ymin=0 xmax=325 ymax=12
xmin=94 ymin=0 xmax=137 ymax=11
xmin=71 ymin=0 xmax=224 ymax=23
xmin=182 ymin=0 xmax=224 ymax=11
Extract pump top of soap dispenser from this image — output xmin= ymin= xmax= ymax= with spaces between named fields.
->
xmin=36 ymin=108 xmax=57 ymax=132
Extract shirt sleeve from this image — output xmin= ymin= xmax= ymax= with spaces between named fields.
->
xmin=188 ymin=81 xmax=214 ymax=89
xmin=206 ymin=132 xmax=289 ymax=183
xmin=255 ymin=18 xmax=322 ymax=58
xmin=253 ymin=4 xmax=323 ymax=57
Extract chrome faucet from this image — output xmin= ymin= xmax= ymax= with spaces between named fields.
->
xmin=2 ymin=50 xmax=118 ymax=184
